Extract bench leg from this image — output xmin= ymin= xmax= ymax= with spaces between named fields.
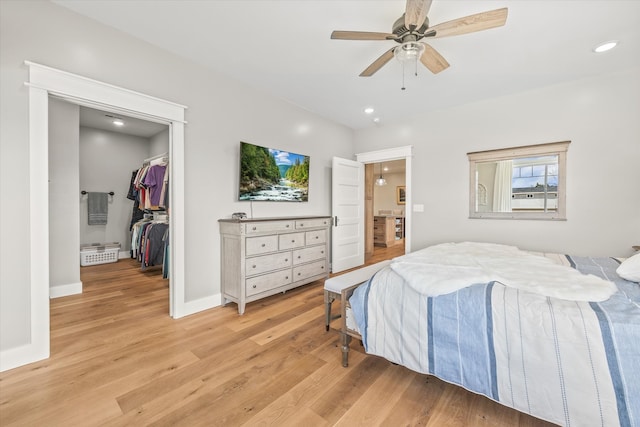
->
xmin=325 ymin=300 xmax=332 ymax=331
xmin=341 ymin=332 xmax=352 ymax=367
xmin=324 ymin=290 xmax=336 ymax=331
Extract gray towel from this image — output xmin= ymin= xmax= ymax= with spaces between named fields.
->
xmin=88 ymin=192 xmax=108 ymax=225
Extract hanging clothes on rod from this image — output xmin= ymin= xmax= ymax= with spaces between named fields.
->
xmin=130 ymin=217 xmax=169 ymax=271
xmin=132 ymin=156 xmax=169 ymax=211
xmin=127 ymin=152 xmax=170 ymax=275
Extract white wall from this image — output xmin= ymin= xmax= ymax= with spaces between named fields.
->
xmin=48 ymin=99 xmax=81 ymax=295
xmin=79 ymin=127 xmax=152 ymax=252
xmin=355 ymin=67 xmax=640 ymax=257
xmin=0 ymin=0 xmax=354 ymax=362
xmin=149 ymin=128 xmax=169 ymax=158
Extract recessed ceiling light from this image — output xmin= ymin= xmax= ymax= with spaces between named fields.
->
xmin=112 ymin=119 xmax=124 ymax=126
xmin=593 ymin=40 xmax=618 ymax=53
xmin=364 ymin=107 xmax=374 ymax=114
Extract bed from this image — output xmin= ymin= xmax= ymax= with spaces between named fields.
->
xmin=341 ymin=242 xmax=640 ymax=427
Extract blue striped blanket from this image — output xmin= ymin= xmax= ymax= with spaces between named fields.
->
xmin=350 ymin=255 xmax=640 ymax=427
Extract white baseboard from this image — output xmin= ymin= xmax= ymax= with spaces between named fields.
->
xmin=50 ymin=281 xmax=83 ymax=299
xmin=175 ymin=293 xmax=222 ymax=318
xmin=119 ymin=250 xmax=130 ymax=259
xmin=0 ymin=341 xmax=49 ymax=373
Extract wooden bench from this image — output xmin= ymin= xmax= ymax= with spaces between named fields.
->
xmin=323 ymin=260 xmax=391 ymax=332
xmin=324 ymin=262 xmax=392 ymax=366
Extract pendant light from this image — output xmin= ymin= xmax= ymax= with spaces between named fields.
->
xmin=375 ymin=163 xmax=387 ymax=186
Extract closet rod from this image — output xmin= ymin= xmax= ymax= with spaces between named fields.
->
xmin=81 ymin=190 xmax=114 ymax=196
xmin=144 ymin=152 xmax=168 ymax=164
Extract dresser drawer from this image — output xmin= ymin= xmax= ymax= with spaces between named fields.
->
xmin=245 ymin=235 xmax=278 ymax=256
xmin=246 ymin=269 xmax=292 ymax=296
xmin=279 ymin=232 xmax=305 ymax=250
xmin=293 ymin=245 xmax=327 ymax=265
xmin=295 ymin=218 xmax=330 ymax=229
xmin=246 ymin=252 xmax=292 ymax=276
xmin=245 ymin=221 xmax=294 ymax=234
xmin=305 ymin=229 xmax=326 ymax=245
xmin=293 ymin=259 xmax=327 ymax=281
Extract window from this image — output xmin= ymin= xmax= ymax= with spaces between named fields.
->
xmin=468 ymin=141 xmax=570 ymax=220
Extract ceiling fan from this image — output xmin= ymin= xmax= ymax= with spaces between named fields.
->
xmin=331 ymin=0 xmax=508 ymax=77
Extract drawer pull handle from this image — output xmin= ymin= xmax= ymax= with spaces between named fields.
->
xmin=315 ymin=236 xmax=318 ymax=239
xmin=291 ymin=239 xmax=295 ymax=243
xmin=321 ymin=251 xmax=324 ymax=254
xmin=252 ymin=285 xmax=257 ymax=289
xmin=321 ymin=266 xmax=324 ymax=269
xmin=285 ymin=276 xmax=289 ymax=279
xmin=285 ymin=258 xmax=288 ymax=262
xmin=252 ymin=265 xmax=256 ymax=269
xmin=252 ymin=227 xmax=257 ymax=231
xmin=300 ymin=223 xmax=304 ymax=227
xmin=298 ymin=272 xmax=301 ymax=276
xmin=298 ymin=255 xmax=301 ymax=259
xmin=286 ymin=224 xmax=290 ymax=228
xmin=261 ymin=243 xmax=266 ymax=247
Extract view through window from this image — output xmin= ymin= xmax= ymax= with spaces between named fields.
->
xmin=468 ymin=141 xmax=570 ymax=220
xmin=511 ymin=155 xmax=558 ymax=212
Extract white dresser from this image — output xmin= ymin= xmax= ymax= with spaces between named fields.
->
xmin=219 ymin=216 xmax=331 ymax=314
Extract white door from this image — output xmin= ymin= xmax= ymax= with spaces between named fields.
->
xmin=331 ymin=157 xmax=364 ymax=273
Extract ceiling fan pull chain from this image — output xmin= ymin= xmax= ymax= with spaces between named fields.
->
xmin=401 ymin=61 xmax=406 ymax=91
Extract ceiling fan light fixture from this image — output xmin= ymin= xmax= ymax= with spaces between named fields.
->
xmin=364 ymin=107 xmax=375 ymax=114
xmin=394 ymin=41 xmax=425 ymax=63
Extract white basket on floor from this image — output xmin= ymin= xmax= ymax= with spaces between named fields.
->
xmin=80 ymin=242 xmax=120 ymax=266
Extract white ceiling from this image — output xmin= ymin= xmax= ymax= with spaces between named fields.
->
xmin=54 ymin=1 xmax=640 ymax=130
xmin=79 ymin=106 xmax=167 ymax=138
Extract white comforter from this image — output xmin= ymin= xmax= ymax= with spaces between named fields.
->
xmin=390 ymin=242 xmax=617 ymax=301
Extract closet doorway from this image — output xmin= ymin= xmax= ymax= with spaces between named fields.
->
xmin=77 ymin=106 xmax=170 ymax=293
xmin=48 ymin=98 xmax=170 ymax=298
xmin=48 ymin=101 xmax=172 ymax=307
xmin=20 ymin=62 xmax=187 ymax=370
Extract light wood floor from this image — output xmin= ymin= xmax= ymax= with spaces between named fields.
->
xmin=0 ymin=245 xmax=556 ymax=426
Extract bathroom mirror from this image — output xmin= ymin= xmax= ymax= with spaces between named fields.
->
xmin=468 ymin=141 xmax=570 ymax=220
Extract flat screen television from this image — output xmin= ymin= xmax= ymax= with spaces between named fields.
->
xmin=238 ymin=141 xmax=309 ymax=202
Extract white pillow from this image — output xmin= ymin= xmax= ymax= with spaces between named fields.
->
xmin=617 ymin=253 xmax=640 ymax=282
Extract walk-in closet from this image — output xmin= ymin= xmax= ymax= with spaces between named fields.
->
xmin=48 ymin=99 xmax=171 ymax=306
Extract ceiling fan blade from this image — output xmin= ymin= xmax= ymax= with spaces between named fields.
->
xmin=419 ymin=43 xmax=450 ymax=74
xmin=360 ymin=48 xmax=395 ymax=77
xmin=428 ymin=7 xmax=508 ymax=38
xmin=405 ymin=0 xmax=433 ymax=30
xmin=331 ymin=30 xmax=396 ymax=41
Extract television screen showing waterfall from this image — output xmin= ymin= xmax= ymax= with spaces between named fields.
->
xmin=238 ymin=141 xmax=310 ymax=202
